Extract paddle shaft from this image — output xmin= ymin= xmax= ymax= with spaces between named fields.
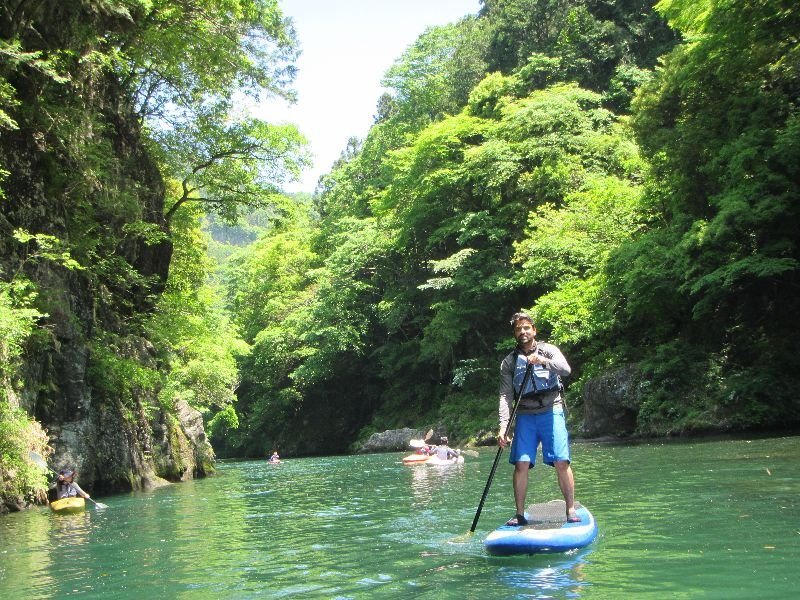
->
xmin=470 ymin=362 xmax=533 ymax=533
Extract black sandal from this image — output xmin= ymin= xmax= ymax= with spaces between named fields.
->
xmin=505 ymin=513 xmax=528 ymax=526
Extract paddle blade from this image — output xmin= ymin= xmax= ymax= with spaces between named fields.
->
xmin=87 ymin=497 xmax=108 ymax=509
xmin=447 ymin=531 xmax=474 ymax=545
xmin=28 ymin=451 xmax=49 ymax=470
xmin=409 ymin=439 xmax=427 ymax=448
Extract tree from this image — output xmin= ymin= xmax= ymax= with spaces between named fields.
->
xmin=618 ymin=0 xmax=800 ymax=428
xmin=478 ymin=0 xmax=677 ymax=110
xmin=382 ymin=19 xmax=490 ymax=129
xmin=158 ymin=112 xmax=309 ymax=228
xmin=115 ymin=0 xmax=311 ymax=228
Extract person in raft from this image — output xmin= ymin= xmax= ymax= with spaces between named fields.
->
xmin=433 ymin=437 xmax=458 ymax=461
xmin=53 ymin=468 xmax=91 ymax=500
xmin=498 ymin=312 xmax=577 ymax=526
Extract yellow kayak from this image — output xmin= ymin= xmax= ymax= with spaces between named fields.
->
xmin=50 ymin=497 xmax=86 ymax=514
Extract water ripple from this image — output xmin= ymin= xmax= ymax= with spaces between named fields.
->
xmin=1 ymin=438 xmax=799 ymax=598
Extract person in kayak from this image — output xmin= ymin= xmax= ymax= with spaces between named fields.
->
xmin=268 ymin=450 xmax=281 ymax=463
xmin=433 ymin=437 xmax=458 ymax=461
xmin=53 ymin=468 xmax=91 ymax=500
xmin=498 ymin=312 xmax=577 ymax=526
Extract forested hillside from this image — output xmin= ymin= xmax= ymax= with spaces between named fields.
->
xmin=219 ymin=0 xmax=800 ymax=457
xmin=2 ymin=0 xmax=798 ymax=510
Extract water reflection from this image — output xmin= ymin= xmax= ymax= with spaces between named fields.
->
xmin=0 ymin=507 xmax=101 ymax=599
xmin=0 ymin=509 xmax=55 ymax=598
xmin=495 ymin=549 xmax=593 ymax=598
xmin=408 ymin=460 xmax=465 ymax=506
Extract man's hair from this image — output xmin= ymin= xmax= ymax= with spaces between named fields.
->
xmin=510 ymin=312 xmax=534 ymax=329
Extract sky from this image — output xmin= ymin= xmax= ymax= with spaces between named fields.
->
xmin=255 ymin=0 xmax=482 ymax=193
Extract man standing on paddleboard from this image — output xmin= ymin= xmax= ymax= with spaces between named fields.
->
xmin=498 ymin=312 xmax=578 ymax=526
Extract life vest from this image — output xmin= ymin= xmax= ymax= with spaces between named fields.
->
xmin=56 ymin=481 xmax=79 ymax=499
xmin=513 ymin=348 xmax=561 ymax=397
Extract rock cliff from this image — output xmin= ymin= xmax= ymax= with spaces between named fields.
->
xmin=0 ymin=2 xmax=213 ymax=508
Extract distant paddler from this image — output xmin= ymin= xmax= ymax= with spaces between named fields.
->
xmin=427 ymin=437 xmax=464 ymax=465
xmin=48 ymin=468 xmax=91 ymax=513
xmin=402 ymin=439 xmax=433 ymax=465
xmin=53 ymin=468 xmax=90 ymax=500
xmin=28 ymin=451 xmax=107 ymax=510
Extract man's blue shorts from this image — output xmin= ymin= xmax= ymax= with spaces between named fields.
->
xmin=509 ymin=408 xmax=570 ymax=467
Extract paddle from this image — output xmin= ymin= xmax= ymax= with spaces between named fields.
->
xmin=468 ymin=362 xmax=533 ymax=534
xmin=28 ymin=451 xmax=108 ymax=509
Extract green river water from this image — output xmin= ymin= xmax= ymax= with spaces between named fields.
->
xmin=1 ymin=435 xmax=798 ymax=599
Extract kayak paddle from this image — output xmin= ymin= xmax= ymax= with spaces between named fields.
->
xmin=28 ymin=451 xmax=108 ymax=509
xmin=468 ymin=362 xmax=533 ymax=534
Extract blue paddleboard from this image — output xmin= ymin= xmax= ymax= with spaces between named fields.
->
xmin=484 ymin=499 xmax=598 ymax=556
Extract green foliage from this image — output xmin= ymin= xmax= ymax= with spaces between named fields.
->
xmin=121 ymin=0 xmax=298 ymax=118
xmin=224 ymin=216 xmax=318 ymax=342
xmin=0 ymin=269 xmax=51 ymax=507
xmin=379 ymin=80 xmax=643 ymax=375
xmin=438 ymin=388 xmax=498 ymax=443
xmin=11 ymin=229 xmax=84 ymax=273
xmin=217 ymin=0 xmax=799 ymax=453
xmin=383 ymin=20 xmax=490 ymax=129
xmin=479 ymin=0 xmax=677 ymax=105
xmin=1 ymin=229 xmax=83 ymax=382
xmin=207 ymin=404 xmax=240 ymax=439
xmin=467 ymin=72 xmax=517 ymax=119
xmin=514 ymin=168 xmax=646 ymax=346
xmin=292 ymin=218 xmax=388 ymax=382
xmin=5 ymin=0 xmax=794 ymax=471
xmin=604 ymin=63 xmax=654 ymax=114
xmin=480 ymin=0 xmax=573 ymax=73
xmin=0 ymin=279 xmax=43 ymax=377
xmin=0 ymin=401 xmax=50 ymax=507
xmin=159 ymin=114 xmax=310 ymax=227
xmin=610 ymin=0 xmax=800 ymax=430
xmin=87 ymin=336 xmax=161 ymax=409
xmin=216 ymin=208 xmax=321 ymax=454
xmin=145 ymin=200 xmax=249 ymax=423
xmin=238 ymin=13 xmax=677 ymax=448
xmin=0 ymin=37 xmax=71 ymax=133
xmin=515 ymin=53 xmax=565 ymax=93
xmin=116 ymin=0 xmax=311 ymax=228
xmin=555 ymin=5 xmax=621 ymax=87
